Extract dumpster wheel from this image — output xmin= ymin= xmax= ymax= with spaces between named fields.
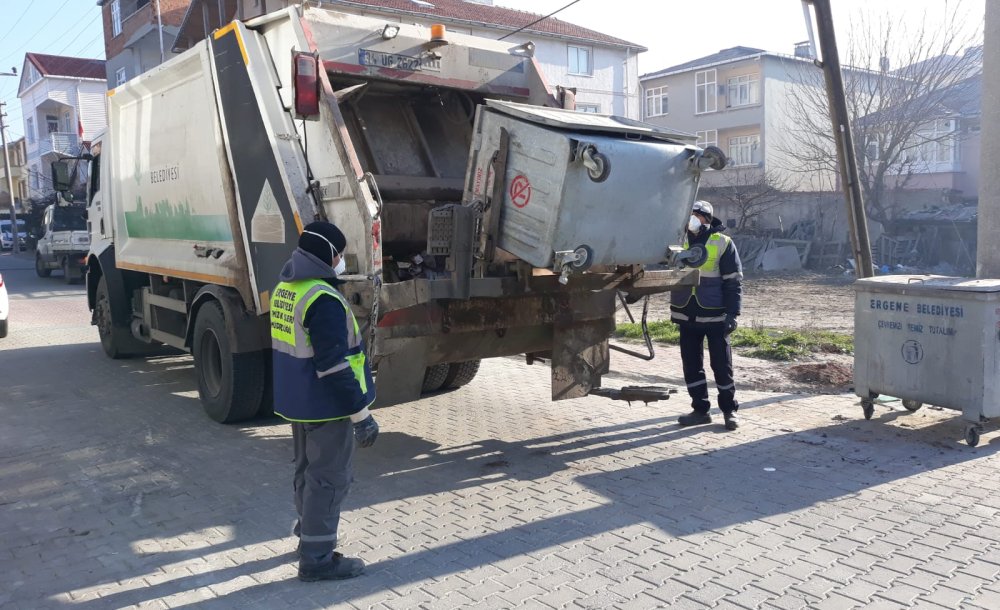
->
xmin=965 ymin=425 xmax=981 ymax=447
xmin=861 ymin=397 xmax=875 ymax=420
xmin=902 ymin=399 xmax=922 ymax=412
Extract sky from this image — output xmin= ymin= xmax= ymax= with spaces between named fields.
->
xmin=0 ymin=0 xmax=986 ymax=141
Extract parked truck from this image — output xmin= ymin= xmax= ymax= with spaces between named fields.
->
xmin=34 ymin=202 xmax=90 ymax=283
xmin=53 ymin=5 xmax=724 ymax=424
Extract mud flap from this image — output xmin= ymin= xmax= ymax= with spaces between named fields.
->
xmin=373 ymin=338 xmax=430 ymax=408
xmin=551 ymin=319 xmax=611 ymax=400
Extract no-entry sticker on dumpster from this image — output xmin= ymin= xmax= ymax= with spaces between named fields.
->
xmin=509 ymin=175 xmax=532 ymax=208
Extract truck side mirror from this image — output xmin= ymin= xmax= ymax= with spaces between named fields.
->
xmin=51 ymin=161 xmax=73 ymax=193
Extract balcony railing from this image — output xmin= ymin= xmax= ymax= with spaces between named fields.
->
xmin=38 ymin=132 xmax=81 ymax=157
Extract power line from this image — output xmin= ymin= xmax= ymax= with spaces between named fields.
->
xmin=0 ymin=0 xmax=76 ymax=68
xmin=0 ymin=3 xmax=34 ymax=50
xmin=498 ymin=0 xmax=585 ymax=41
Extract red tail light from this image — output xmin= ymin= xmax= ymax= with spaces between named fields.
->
xmin=293 ymin=52 xmax=320 ymax=118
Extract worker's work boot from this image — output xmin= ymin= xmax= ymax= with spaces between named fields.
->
xmin=298 ymin=552 xmax=366 ymax=582
xmin=677 ymin=411 xmax=712 ymax=426
xmin=724 ymin=412 xmax=740 ymax=431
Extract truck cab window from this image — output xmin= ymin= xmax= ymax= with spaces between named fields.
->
xmin=90 ymin=154 xmax=101 ymax=198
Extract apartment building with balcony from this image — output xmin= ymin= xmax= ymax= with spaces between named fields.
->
xmin=16 ymin=53 xmax=107 ymax=200
xmin=0 ymin=137 xmax=29 ymax=214
xmin=170 ymin=0 xmax=645 ymax=118
xmin=98 ymin=0 xmax=192 ymax=87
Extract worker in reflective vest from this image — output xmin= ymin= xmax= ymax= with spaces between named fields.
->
xmin=670 ymin=200 xmax=744 ymax=431
xmin=271 ymin=221 xmax=378 ymax=582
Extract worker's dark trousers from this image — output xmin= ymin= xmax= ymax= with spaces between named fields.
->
xmin=678 ymin=321 xmax=738 ymax=414
xmin=292 ymin=419 xmax=355 ymax=567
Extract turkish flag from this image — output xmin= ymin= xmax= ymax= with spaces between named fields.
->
xmin=78 ymin=118 xmax=84 ymax=139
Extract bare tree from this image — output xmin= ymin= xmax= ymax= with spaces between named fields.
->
xmin=776 ymin=4 xmax=983 ymax=227
xmin=703 ymin=166 xmax=789 ymax=232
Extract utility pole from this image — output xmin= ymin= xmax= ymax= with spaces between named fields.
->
xmin=804 ymin=0 xmax=874 ymax=278
xmin=976 ymin=0 xmax=999 ymax=277
xmin=0 ymin=101 xmax=20 ymax=253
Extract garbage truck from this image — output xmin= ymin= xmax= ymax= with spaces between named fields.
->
xmin=53 ymin=5 xmax=725 ymax=423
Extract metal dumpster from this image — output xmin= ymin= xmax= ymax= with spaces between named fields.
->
xmin=854 ymin=275 xmax=1000 ymax=446
xmin=464 ymin=100 xmax=722 ymax=278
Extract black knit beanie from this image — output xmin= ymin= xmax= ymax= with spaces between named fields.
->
xmin=299 ymin=221 xmax=347 ymax=267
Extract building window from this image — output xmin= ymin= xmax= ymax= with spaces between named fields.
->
xmin=568 ymin=45 xmax=592 ymax=76
xmin=111 ymin=0 xmax=122 ymax=37
xmin=727 ymin=74 xmax=760 ymax=107
xmin=31 ymin=164 xmax=39 ymax=189
xmin=576 ymin=103 xmax=601 ymax=113
xmin=645 ymin=86 xmax=668 ymax=118
xmin=26 ymin=118 xmax=34 ymax=144
xmin=911 ymin=119 xmax=958 ymax=166
xmin=728 ymin=135 xmax=760 ymax=166
xmin=696 ymin=69 xmax=717 ymax=114
xmin=116 ymin=68 xmax=127 ymax=86
xmin=696 ymin=130 xmax=718 ymax=149
xmin=865 ymin=136 xmax=880 ymax=161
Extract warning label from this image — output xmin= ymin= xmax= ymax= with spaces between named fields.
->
xmin=509 ymin=175 xmax=532 ymax=209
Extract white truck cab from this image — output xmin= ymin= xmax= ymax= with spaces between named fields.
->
xmin=34 ymin=203 xmax=90 ymax=283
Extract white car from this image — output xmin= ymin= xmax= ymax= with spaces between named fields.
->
xmin=0 ymin=272 xmax=8 ymax=338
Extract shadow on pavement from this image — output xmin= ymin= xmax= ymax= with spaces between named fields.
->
xmin=3 ymin=341 xmax=994 ymax=608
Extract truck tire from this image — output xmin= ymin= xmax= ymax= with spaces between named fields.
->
xmin=35 ymin=253 xmax=51 ymax=278
xmin=422 ymin=363 xmax=450 ymax=393
xmin=63 ymin=257 xmax=77 ymax=285
xmin=442 ymin=360 xmax=482 ymax=389
xmin=95 ymin=275 xmax=144 ymax=359
xmin=192 ymin=301 xmax=265 ymax=423
xmin=0 ymin=319 xmax=7 ymax=339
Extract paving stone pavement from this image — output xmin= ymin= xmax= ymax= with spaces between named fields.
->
xmin=4 ymin=251 xmax=1000 ymax=609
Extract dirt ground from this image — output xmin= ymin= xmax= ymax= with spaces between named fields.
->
xmin=619 ymin=270 xmax=858 ymax=396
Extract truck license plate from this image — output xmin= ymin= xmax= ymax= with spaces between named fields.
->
xmin=358 ymin=49 xmax=439 ymax=72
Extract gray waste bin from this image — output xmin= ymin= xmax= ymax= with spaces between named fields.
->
xmin=854 ymin=275 xmax=1000 ymax=446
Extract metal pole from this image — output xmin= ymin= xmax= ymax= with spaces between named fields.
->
xmin=155 ymin=0 xmax=165 ymax=64
xmin=976 ymin=0 xmax=999 ymax=278
xmin=1 ymin=102 xmax=20 ymax=253
xmin=807 ymin=0 xmax=874 ymax=277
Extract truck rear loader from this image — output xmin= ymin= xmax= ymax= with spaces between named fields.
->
xmin=58 ymin=5 xmax=724 ymax=423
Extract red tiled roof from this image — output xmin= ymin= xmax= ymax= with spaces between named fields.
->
xmin=25 ymin=53 xmax=106 ymax=80
xmin=335 ymin=0 xmax=644 ymax=49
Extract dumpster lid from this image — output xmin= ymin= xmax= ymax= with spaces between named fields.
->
xmin=856 ymin=274 xmax=1000 ymax=293
xmin=485 ymin=99 xmax=697 ymax=143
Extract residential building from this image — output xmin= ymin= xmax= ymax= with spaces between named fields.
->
xmin=16 ymin=53 xmax=107 ymax=201
xmin=171 ymin=0 xmax=645 ymax=117
xmin=0 ymin=137 xmax=29 ymax=214
xmin=98 ymin=0 xmax=192 ymax=87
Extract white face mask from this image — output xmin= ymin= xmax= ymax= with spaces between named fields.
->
xmin=688 ymin=215 xmax=703 ymax=232
xmin=302 ymin=229 xmax=345 ymax=274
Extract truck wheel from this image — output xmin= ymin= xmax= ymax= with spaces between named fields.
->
xmin=95 ymin=275 xmax=141 ymax=359
xmin=192 ymin=301 xmax=264 ymax=423
xmin=0 ymin=319 xmax=7 ymax=339
xmin=422 ymin=363 xmax=450 ymax=393
xmin=442 ymin=360 xmax=482 ymax=389
xmin=63 ymin=258 xmax=77 ymax=285
xmin=35 ymin=254 xmax=51 ymax=278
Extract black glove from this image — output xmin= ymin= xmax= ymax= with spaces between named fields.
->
xmin=724 ymin=314 xmax=738 ymax=336
xmin=353 ymin=414 xmax=379 ymax=448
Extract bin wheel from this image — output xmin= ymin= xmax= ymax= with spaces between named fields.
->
xmin=586 ymin=152 xmax=611 ymax=182
xmin=571 ymin=245 xmax=594 ymax=271
xmin=965 ymin=425 xmax=981 ymax=447
xmin=861 ymin=398 xmax=874 ymax=420
xmin=902 ymin=399 xmax=922 ymax=412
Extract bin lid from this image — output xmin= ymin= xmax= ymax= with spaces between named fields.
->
xmin=856 ymin=274 xmax=1000 ymax=293
xmin=485 ymin=99 xmax=696 ymax=143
